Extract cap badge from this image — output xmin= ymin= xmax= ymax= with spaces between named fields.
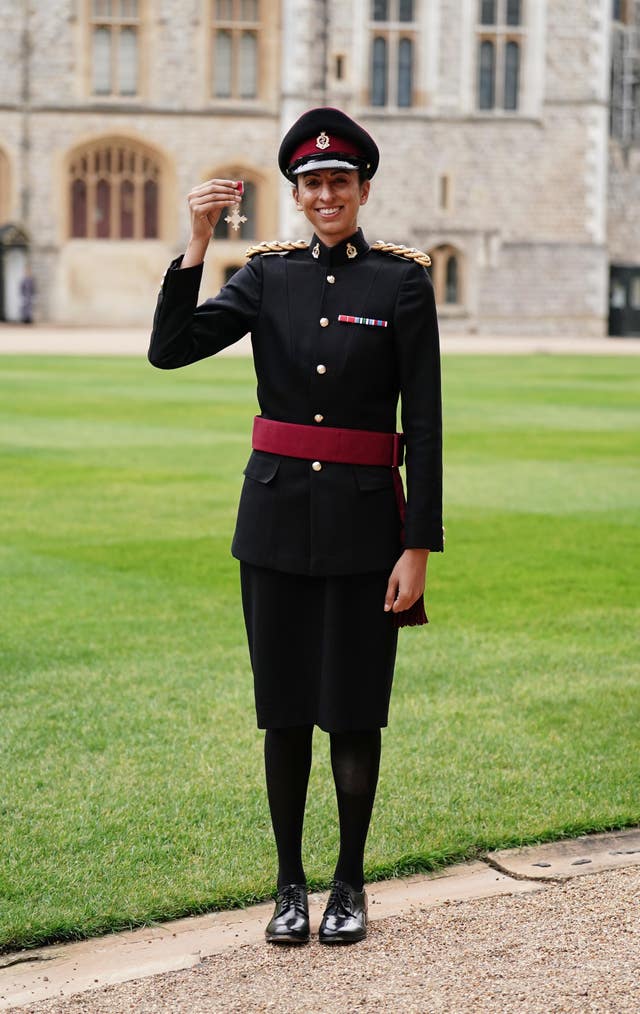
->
xmin=346 ymin=243 xmax=357 ymax=259
xmin=312 ymin=243 xmax=320 ymax=259
xmin=316 ymin=131 xmax=330 ymax=150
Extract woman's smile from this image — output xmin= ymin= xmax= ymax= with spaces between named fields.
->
xmin=294 ymin=168 xmax=370 ymax=245
xmin=316 ymin=206 xmax=344 ymax=221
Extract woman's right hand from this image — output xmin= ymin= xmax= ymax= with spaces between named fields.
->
xmin=187 ymin=178 xmax=243 ymax=244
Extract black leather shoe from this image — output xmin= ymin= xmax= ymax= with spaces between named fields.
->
xmin=265 ymin=883 xmax=310 ymax=944
xmin=319 ymin=880 xmax=367 ymax=944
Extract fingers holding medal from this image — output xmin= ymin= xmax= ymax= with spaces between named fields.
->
xmin=187 ymin=178 xmax=245 ymax=240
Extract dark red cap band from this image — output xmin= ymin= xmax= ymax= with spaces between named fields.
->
xmin=290 ymin=134 xmax=363 ymax=165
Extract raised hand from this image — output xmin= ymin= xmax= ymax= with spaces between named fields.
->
xmin=181 ymin=179 xmax=243 ymax=268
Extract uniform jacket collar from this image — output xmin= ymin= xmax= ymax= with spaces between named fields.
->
xmin=308 ymin=228 xmax=370 ymax=267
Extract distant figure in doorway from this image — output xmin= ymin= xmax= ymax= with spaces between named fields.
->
xmin=20 ymin=265 xmax=36 ymax=324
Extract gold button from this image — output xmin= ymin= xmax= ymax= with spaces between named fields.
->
xmin=312 ymin=461 xmax=322 ymax=471
xmin=327 ymin=275 xmax=335 ymax=284
xmin=320 ymin=317 xmax=329 ymax=327
xmin=314 ymin=413 xmax=324 ymax=423
xmin=316 ymin=364 xmax=327 ymax=374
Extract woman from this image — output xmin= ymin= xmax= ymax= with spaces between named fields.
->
xmin=148 ymin=107 xmax=443 ymax=946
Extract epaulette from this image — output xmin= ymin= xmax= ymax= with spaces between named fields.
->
xmin=245 ymin=240 xmax=308 ymax=258
xmin=370 ymin=241 xmax=431 ymax=268
xmin=244 ymin=239 xmax=431 ymax=268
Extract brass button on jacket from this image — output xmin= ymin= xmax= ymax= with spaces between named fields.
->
xmin=320 ymin=317 xmax=329 ymax=327
xmin=314 ymin=413 xmax=324 ymax=423
xmin=327 ymin=275 xmax=336 ymax=284
xmin=311 ymin=461 xmax=322 ymax=472
xmin=316 ymin=364 xmax=327 ymax=375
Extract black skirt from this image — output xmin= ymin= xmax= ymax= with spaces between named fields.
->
xmin=240 ymin=562 xmax=399 ymax=733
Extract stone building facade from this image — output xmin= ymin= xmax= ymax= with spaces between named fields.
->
xmin=0 ymin=0 xmax=638 ymax=335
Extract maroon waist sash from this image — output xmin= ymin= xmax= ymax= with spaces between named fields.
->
xmin=252 ymin=416 xmax=404 ymax=468
xmin=251 ymin=415 xmax=427 ymax=628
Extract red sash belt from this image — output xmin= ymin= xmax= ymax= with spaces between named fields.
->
xmin=252 ymin=416 xmax=404 ymax=468
xmin=251 ymin=416 xmax=427 ymax=628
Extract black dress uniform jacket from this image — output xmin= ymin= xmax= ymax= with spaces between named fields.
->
xmin=148 ymin=228 xmax=443 ymax=577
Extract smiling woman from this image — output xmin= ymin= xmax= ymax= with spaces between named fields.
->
xmin=147 ymin=106 xmax=442 ymax=949
xmin=293 ymin=168 xmax=370 ymax=246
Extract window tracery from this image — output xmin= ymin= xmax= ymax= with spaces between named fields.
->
xmin=69 ymin=139 xmax=161 ymax=239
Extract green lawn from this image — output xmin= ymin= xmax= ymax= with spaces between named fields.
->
xmin=0 ymin=352 xmax=638 ymax=952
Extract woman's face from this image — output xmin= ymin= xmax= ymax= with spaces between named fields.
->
xmin=292 ymin=169 xmax=370 ymax=246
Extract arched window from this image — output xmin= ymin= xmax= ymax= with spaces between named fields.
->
xmin=213 ymin=176 xmax=257 ymax=240
xmin=68 ymin=139 xmax=162 ymax=239
xmin=504 ymin=40 xmax=520 ymax=110
xmin=478 ymin=40 xmax=495 ymax=109
xmin=445 ymin=254 xmax=458 ymax=304
xmin=371 ymin=37 xmax=388 ymax=106
xmin=397 ymin=38 xmax=413 ymax=108
xmin=428 ymin=244 xmax=463 ymax=307
xmin=0 ymin=148 xmax=11 ymax=221
xmin=369 ymin=1 xmax=417 ymax=107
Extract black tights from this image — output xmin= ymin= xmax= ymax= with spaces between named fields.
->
xmin=264 ymin=725 xmax=381 ymax=892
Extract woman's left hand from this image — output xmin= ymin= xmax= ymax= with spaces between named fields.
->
xmin=384 ymin=548 xmax=429 ymax=614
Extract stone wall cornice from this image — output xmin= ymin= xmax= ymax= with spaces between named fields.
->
xmin=0 ymin=104 xmax=279 ymax=118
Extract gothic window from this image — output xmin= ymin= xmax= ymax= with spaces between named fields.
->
xmin=213 ymin=176 xmax=257 ymax=240
xmin=369 ymin=0 xmax=417 ymax=108
xmin=397 ymin=37 xmax=414 ymax=107
xmin=504 ymin=40 xmax=520 ymax=110
xmin=0 ymin=148 xmax=9 ymax=220
xmin=371 ymin=37 xmax=388 ymax=105
xmin=476 ymin=0 xmax=524 ymax=112
xmin=609 ymin=9 xmax=640 ymax=145
xmin=478 ymin=40 xmax=495 ymax=109
xmin=90 ymin=0 xmax=141 ymax=97
xmin=445 ymin=255 xmax=458 ymax=304
xmin=68 ymin=140 xmax=161 ymax=239
xmin=211 ymin=0 xmax=260 ymax=99
xmin=428 ymin=245 xmax=463 ymax=306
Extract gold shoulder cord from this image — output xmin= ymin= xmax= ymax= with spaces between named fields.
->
xmin=245 ymin=239 xmax=431 ymax=268
xmin=371 ymin=241 xmax=431 ymax=268
xmin=245 ymin=240 xmax=309 ymax=258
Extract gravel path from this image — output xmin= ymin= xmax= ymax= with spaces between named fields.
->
xmin=13 ymin=866 xmax=639 ymax=1014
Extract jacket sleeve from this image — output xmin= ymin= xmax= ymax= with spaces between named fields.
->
xmin=148 ymin=255 xmax=262 ymax=369
xmin=393 ymin=262 xmax=443 ymax=552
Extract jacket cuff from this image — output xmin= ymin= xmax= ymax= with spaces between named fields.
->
xmin=404 ymin=523 xmax=445 ymax=553
xmin=160 ymin=255 xmax=204 ymax=293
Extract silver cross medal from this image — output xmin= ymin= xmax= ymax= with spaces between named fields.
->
xmin=225 ymin=181 xmax=247 ymax=232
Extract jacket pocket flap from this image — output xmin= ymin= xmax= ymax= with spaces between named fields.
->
xmin=353 ymin=465 xmax=394 ymax=491
xmin=243 ymin=451 xmax=281 ymax=484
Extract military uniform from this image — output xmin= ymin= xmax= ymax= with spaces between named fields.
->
xmin=149 ymin=227 xmax=442 ymax=730
xmin=148 ymin=108 xmax=442 ymax=733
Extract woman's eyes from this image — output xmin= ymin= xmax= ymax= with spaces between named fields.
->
xmin=304 ymin=176 xmax=350 ymax=189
